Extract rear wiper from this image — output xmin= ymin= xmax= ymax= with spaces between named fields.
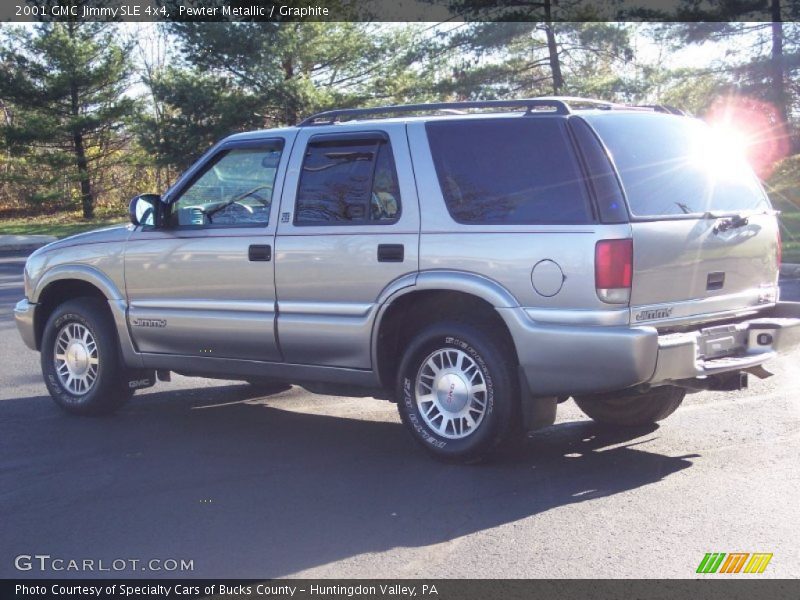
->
xmin=702 ymin=208 xmax=777 ymax=219
xmin=712 ymin=213 xmax=749 ymax=233
xmin=703 ymin=208 xmax=777 ymax=233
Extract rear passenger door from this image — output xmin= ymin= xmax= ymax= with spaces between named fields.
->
xmin=275 ymin=125 xmax=419 ymax=369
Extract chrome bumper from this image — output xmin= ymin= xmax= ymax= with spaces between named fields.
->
xmin=14 ymin=298 xmax=37 ymax=350
xmin=500 ymin=302 xmax=800 ymax=397
xmin=649 ymin=302 xmax=800 ymax=385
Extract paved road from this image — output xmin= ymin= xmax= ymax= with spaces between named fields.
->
xmin=1 ymin=251 xmax=799 ymax=579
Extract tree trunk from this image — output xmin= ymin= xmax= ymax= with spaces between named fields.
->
xmin=70 ymin=82 xmax=93 ymax=219
xmin=544 ymin=0 xmax=564 ymax=95
xmin=73 ymin=131 xmax=93 ymax=219
xmin=770 ymin=0 xmax=791 ymax=149
xmin=282 ymin=56 xmax=298 ymax=125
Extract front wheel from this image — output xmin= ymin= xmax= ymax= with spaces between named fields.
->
xmin=41 ymin=298 xmax=133 ymax=416
xmin=396 ymin=321 xmax=520 ymax=463
xmin=573 ymin=386 xmax=686 ymax=427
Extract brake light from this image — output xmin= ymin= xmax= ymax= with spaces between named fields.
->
xmin=595 ymin=239 xmax=633 ymax=304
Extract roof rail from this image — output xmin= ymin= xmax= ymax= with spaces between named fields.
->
xmin=536 ymin=96 xmax=619 ymax=110
xmin=631 ymin=104 xmax=687 ymax=116
xmin=298 ymin=98 xmax=571 ymax=126
xmin=297 ymin=97 xmax=688 ymax=126
xmin=543 ymin=97 xmax=688 ymax=116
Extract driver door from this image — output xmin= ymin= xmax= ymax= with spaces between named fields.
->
xmin=124 ymin=136 xmax=290 ymax=362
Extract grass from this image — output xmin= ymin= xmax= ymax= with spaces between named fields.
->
xmin=0 ymin=212 xmax=126 ymax=238
xmin=767 ymin=154 xmax=800 ymax=264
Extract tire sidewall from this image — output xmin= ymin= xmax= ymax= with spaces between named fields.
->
xmin=397 ymin=323 xmax=516 ymax=461
xmin=573 ymin=386 xmax=685 ymax=427
xmin=41 ymin=299 xmax=128 ymax=415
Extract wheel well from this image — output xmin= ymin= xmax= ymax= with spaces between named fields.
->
xmin=34 ymin=279 xmax=110 ymax=350
xmin=375 ymin=290 xmax=518 ymax=393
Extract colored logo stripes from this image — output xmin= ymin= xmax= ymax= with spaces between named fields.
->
xmin=697 ymin=553 xmax=773 ymax=574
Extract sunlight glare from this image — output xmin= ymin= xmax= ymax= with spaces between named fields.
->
xmin=691 ymin=122 xmax=750 ymax=180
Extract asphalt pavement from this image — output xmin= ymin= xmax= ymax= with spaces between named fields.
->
xmin=1 ymin=251 xmax=799 ymax=578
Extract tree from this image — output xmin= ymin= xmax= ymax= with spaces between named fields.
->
xmin=137 ymin=22 xmax=438 ymax=167
xmin=0 ymin=22 xmax=136 ymax=218
xmin=425 ymin=21 xmax=633 ymax=101
xmin=437 ymin=0 xmax=631 ymax=97
xmin=137 ymin=67 xmax=264 ymax=172
xmin=664 ymin=1 xmax=800 ymax=149
xmin=169 ymin=22 xmax=434 ymax=123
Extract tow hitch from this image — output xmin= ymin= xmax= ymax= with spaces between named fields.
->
xmin=678 ymin=371 xmax=750 ymax=392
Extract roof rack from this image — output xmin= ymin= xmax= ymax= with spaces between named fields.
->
xmin=297 ymin=96 xmax=687 ymax=126
xmin=631 ymin=104 xmax=687 ymax=116
xmin=298 ymin=98 xmax=572 ymax=126
xmin=536 ymin=96 xmax=619 ymax=110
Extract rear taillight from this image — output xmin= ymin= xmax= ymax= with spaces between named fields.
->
xmin=595 ymin=239 xmax=633 ymax=304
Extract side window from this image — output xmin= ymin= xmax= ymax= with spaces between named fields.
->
xmin=169 ymin=141 xmax=284 ymax=228
xmin=426 ymin=119 xmax=593 ymax=225
xmin=295 ymin=136 xmax=401 ymax=225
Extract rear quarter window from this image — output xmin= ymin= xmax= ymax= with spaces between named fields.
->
xmin=425 ymin=118 xmax=593 ymax=225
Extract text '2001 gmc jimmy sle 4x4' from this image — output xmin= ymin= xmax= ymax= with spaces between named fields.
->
xmin=14 ymin=97 xmax=800 ymax=461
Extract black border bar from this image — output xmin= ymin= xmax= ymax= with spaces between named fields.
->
xmin=4 ymin=579 xmax=800 ymax=600
xmin=3 ymin=0 xmax=793 ymax=22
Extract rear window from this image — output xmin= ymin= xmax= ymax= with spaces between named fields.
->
xmin=583 ymin=113 xmax=769 ymax=217
xmin=426 ymin=118 xmax=592 ymax=225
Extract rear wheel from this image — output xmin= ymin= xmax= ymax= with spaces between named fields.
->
xmin=41 ymin=298 xmax=133 ymax=416
xmin=396 ymin=321 xmax=520 ymax=463
xmin=573 ymin=386 xmax=685 ymax=427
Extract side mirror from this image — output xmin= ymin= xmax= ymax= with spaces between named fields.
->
xmin=129 ymin=194 xmax=162 ymax=227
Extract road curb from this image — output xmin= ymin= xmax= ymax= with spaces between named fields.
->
xmin=0 ymin=235 xmax=57 ymax=253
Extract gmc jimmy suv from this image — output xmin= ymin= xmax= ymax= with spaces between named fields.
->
xmin=15 ymin=97 xmax=800 ymax=461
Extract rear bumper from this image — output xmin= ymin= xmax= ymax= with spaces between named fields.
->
xmin=649 ymin=302 xmax=800 ymax=384
xmin=499 ymin=302 xmax=800 ymax=397
xmin=14 ymin=298 xmax=37 ymax=351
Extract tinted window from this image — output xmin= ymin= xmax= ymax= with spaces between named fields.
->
xmin=584 ymin=113 xmax=769 ymax=217
xmin=569 ymin=117 xmax=627 ymax=223
xmin=426 ymin=119 xmax=592 ymax=225
xmin=170 ymin=143 xmax=283 ymax=227
xmin=295 ymin=138 xmax=401 ymax=225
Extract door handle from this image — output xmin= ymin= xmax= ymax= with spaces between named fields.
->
xmin=248 ymin=244 xmax=271 ymax=261
xmin=707 ymin=271 xmax=725 ymax=290
xmin=377 ymin=244 xmax=404 ymax=263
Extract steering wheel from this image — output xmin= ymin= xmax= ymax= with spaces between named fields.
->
xmin=204 ymin=185 xmax=272 ymax=222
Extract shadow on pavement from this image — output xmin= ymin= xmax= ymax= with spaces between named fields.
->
xmin=0 ymin=384 xmax=698 ymax=578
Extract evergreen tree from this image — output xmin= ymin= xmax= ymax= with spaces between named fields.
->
xmin=428 ymin=21 xmax=633 ymax=100
xmin=137 ymin=22 xmax=437 ymax=168
xmin=0 ymin=22 xmax=136 ymax=218
xmin=665 ymin=1 xmax=800 ymax=149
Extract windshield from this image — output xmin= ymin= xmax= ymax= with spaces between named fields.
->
xmin=583 ymin=113 xmax=769 ymax=218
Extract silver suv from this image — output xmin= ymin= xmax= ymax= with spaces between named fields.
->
xmin=14 ymin=98 xmax=800 ymax=461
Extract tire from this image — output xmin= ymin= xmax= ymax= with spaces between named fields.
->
xmin=396 ymin=320 xmax=520 ymax=463
xmin=573 ymin=386 xmax=686 ymax=427
xmin=41 ymin=297 xmax=133 ymax=416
